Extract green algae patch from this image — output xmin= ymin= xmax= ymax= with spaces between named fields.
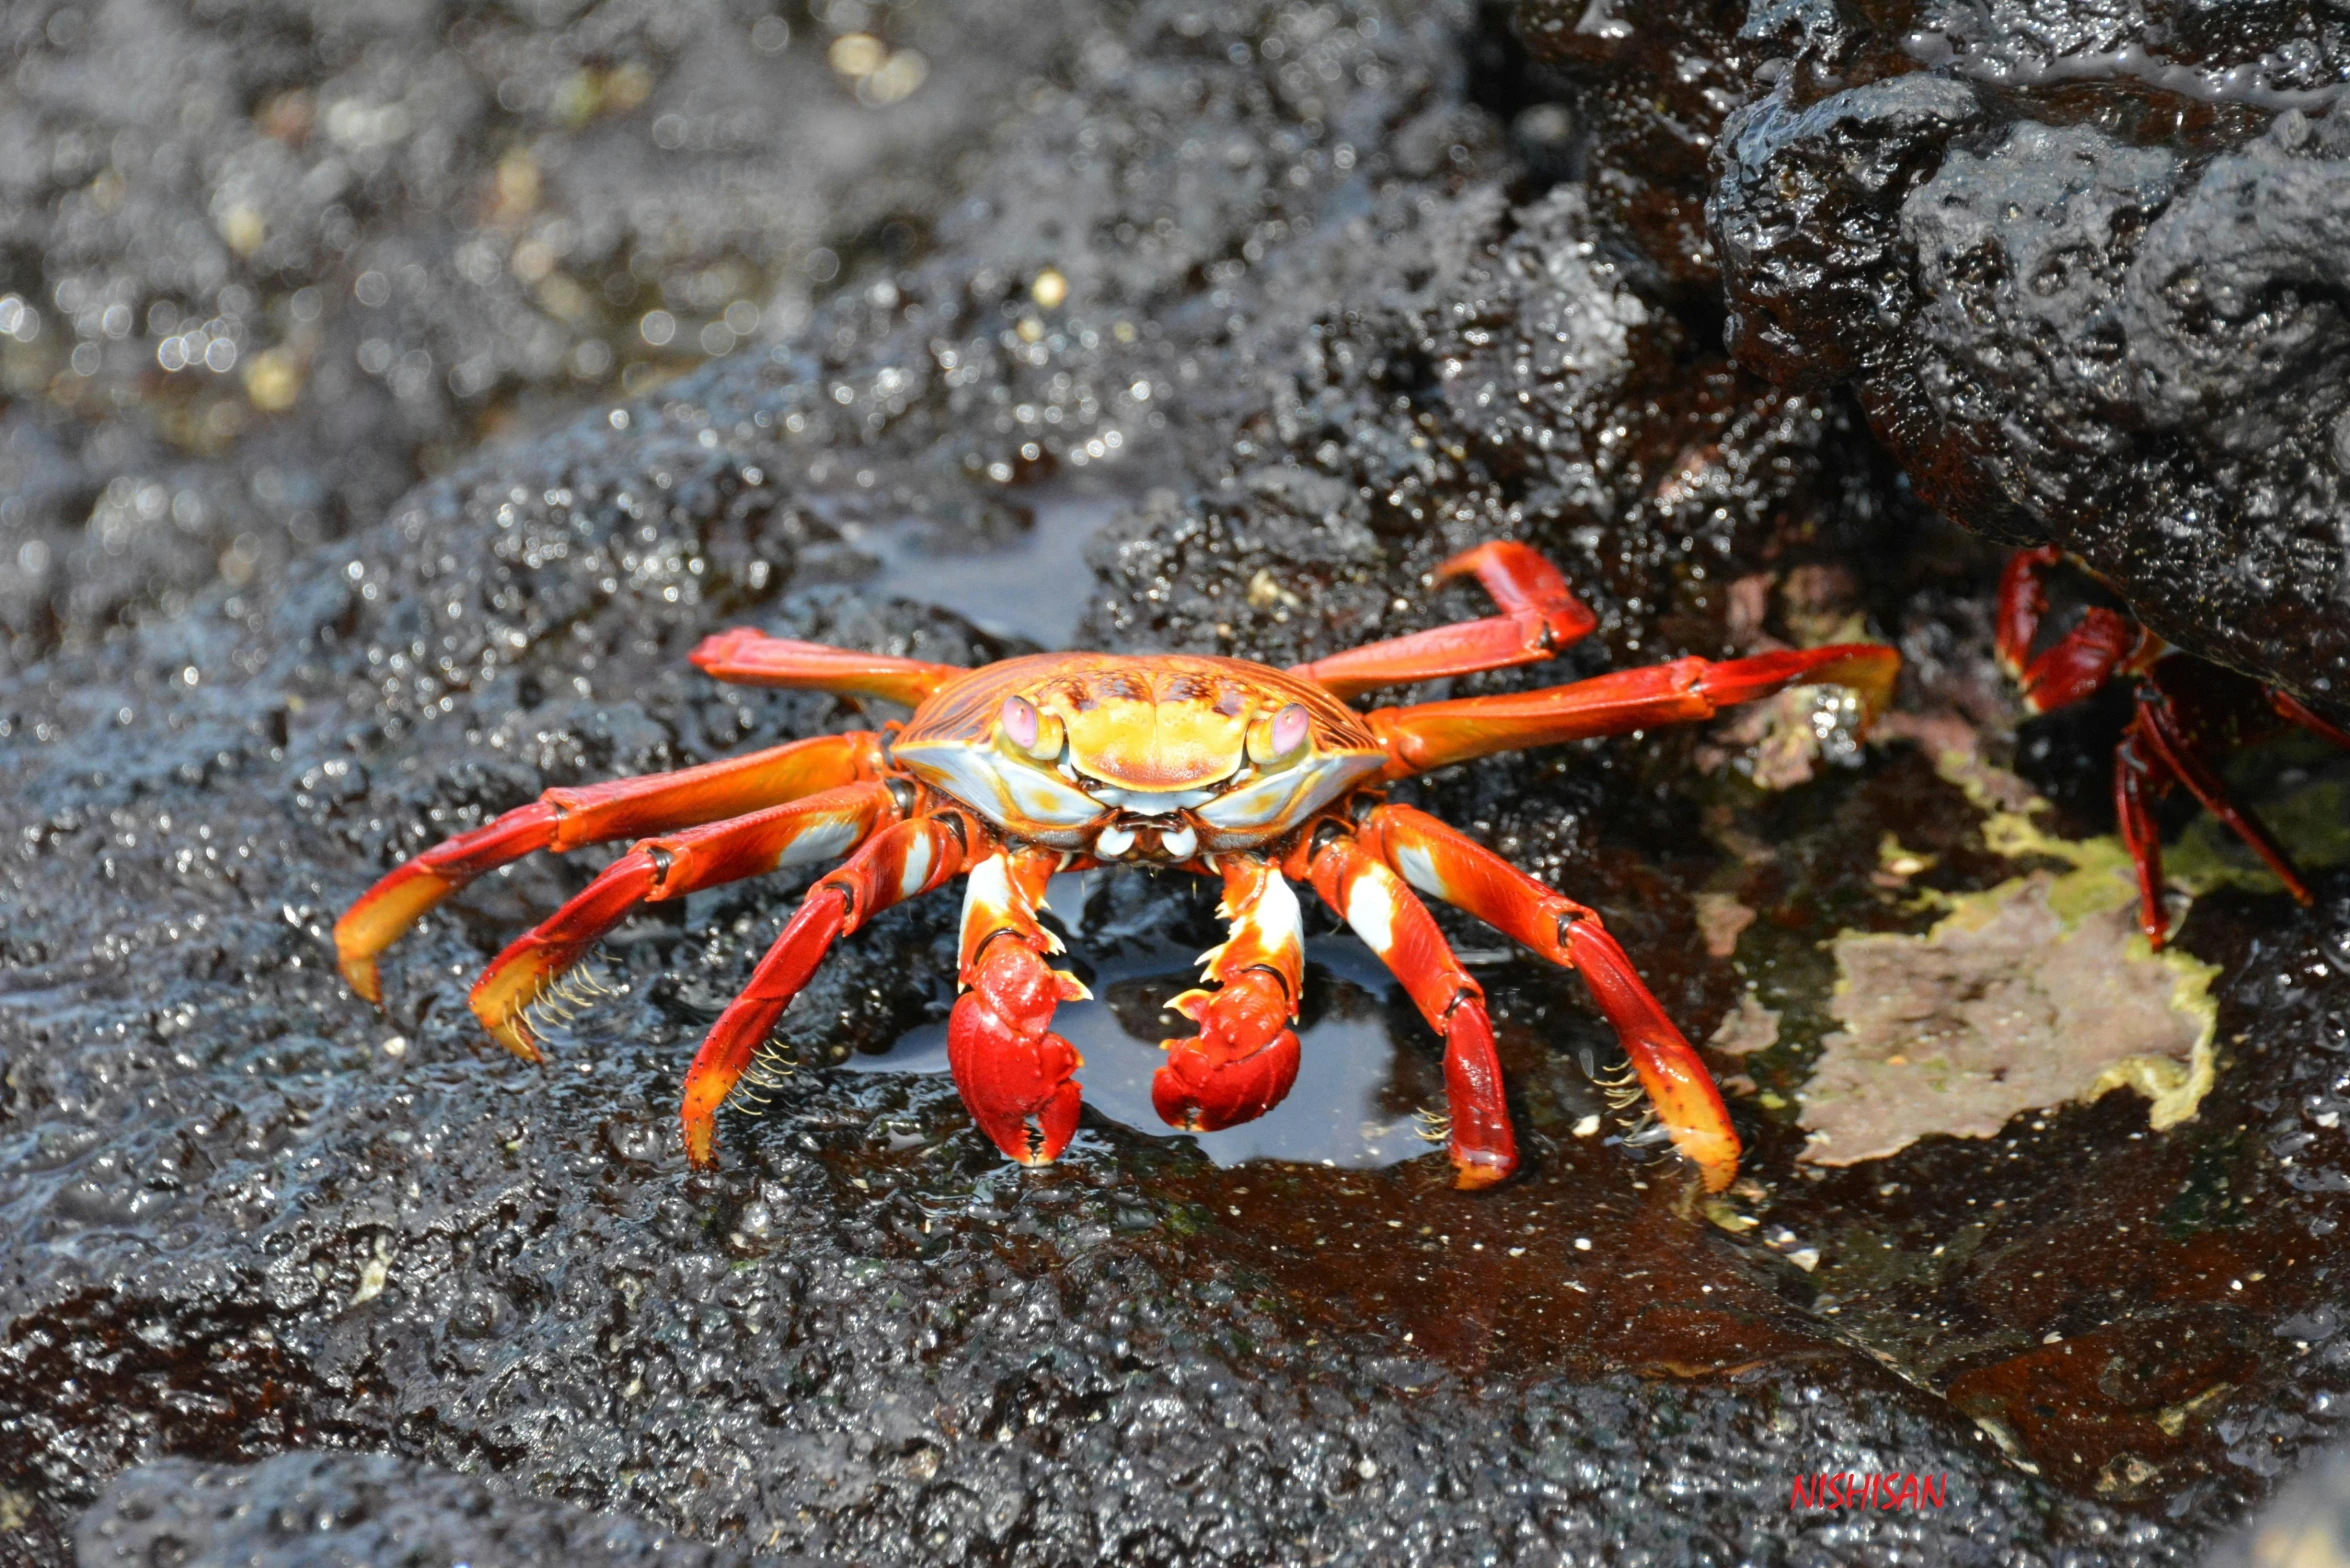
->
xmin=1795 ymin=831 xmax=2221 ymax=1167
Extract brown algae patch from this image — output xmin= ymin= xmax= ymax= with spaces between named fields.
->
xmin=1708 ymin=990 xmax=1781 ymax=1056
xmin=1796 ymin=824 xmax=2220 ymax=1166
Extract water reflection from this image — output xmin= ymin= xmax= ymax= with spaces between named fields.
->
xmin=852 ymin=484 xmax=1126 ymax=648
xmin=846 ymin=934 xmax=1437 ymax=1169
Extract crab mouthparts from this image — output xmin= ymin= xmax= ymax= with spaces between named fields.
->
xmin=1093 ymin=817 xmax=1199 ymax=862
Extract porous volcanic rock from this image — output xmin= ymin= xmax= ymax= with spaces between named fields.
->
xmin=1504 ymin=0 xmax=1752 ymax=294
xmin=0 ymin=0 xmax=1082 ymax=672
xmin=1709 ymin=0 xmax=2350 ymax=723
xmin=75 ymin=1450 xmax=809 ymax=1568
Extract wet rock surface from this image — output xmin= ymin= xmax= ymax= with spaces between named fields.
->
xmin=0 ymin=0 xmax=1078 ymax=672
xmin=75 ymin=1450 xmax=809 ymax=1568
xmin=1 ymin=1 xmax=2348 ymax=1565
xmin=1707 ymin=0 xmax=2350 ymax=722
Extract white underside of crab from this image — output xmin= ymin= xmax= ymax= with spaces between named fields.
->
xmin=891 ymin=736 xmax=1383 ymax=859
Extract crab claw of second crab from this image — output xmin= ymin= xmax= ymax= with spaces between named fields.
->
xmin=948 ymin=938 xmax=1086 ymax=1165
xmin=1151 ymin=969 xmax=1301 ymax=1131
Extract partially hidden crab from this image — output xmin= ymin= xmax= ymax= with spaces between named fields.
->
xmin=336 ymin=543 xmax=1897 ymax=1191
xmin=1998 ymin=545 xmax=2350 ymax=949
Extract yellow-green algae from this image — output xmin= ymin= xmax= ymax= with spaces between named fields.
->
xmin=1795 ymin=783 xmax=2224 ymax=1167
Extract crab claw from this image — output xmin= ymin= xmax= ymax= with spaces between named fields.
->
xmin=1151 ymin=968 xmax=1301 ymax=1132
xmin=949 ymin=937 xmax=1086 ymax=1165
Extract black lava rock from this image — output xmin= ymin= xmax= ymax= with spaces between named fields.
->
xmin=0 ymin=0 xmax=1076 ymax=674
xmin=74 ymin=1450 xmax=831 ymax=1568
xmin=1709 ymin=0 xmax=2350 ymax=723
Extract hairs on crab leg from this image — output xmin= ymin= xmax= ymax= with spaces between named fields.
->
xmin=1351 ymin=802 xmax=1740 ymax=1192
xmin=467 ymin=779 xmax=906 ymax=1058
xmin=1293 ymin=541 xmax=1599 ymax=700
xmin=334 ymin=729 xmax=887 ymax=1003
xmin=2112 ymin=723 xmax=2172 ymax=945
xmin=949 ymin=845 xmax=1092 ymax=1167
xmin=1153 ymin=856 xmax=1305 ymax=1133
xmin=1367 ymin=643 xmax=1899 ymax=778
xmin=1292 ymin=828 xmax=1515 ymax=1189
xmin=679 ymin=811 xmax=971 ymax=1168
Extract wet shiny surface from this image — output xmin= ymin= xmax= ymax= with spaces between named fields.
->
xmin=853 ymin=486 xmax=1127 ymax=649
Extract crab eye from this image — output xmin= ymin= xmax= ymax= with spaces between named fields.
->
xmin=999 ymin=695 xmax=1038 ymax=749
xmin=1248 ymin=703 xmax=1312 ymax=765
xmin=998 ymin=695 xmax=1063 ymax=760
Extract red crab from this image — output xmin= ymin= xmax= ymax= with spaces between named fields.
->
xmin=1998 ymin=545 xmax=2350 ymax=947
xmin=336 ymin=543 xmax=1897 ymax=1191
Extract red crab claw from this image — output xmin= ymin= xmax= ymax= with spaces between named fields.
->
xmin=948 ymin=936 xmax=1087 ymax=1165
xmin=1152 ymin=968 xmax=1301 ymax=1132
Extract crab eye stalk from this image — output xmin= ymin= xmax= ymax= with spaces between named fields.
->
xmin=1247 ymin=703 xmax=1312 ymax=766
xmin=997 ymin=695 xmax=1064 ymax=760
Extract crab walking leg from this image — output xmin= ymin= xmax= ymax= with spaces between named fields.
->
xmin=1369 ymin=643 xmax=1899 ymax=779
xmin=1299 ymin=831 xmax=1516 ymax=1188
xmin=949 ymin=845 xmax=1091 ymax=1166
xmin=1153 ymin=856 xmax=1307 ymax=1132
xmin=467 ymin=780 xmax=905 ymax=1058
xmin=678 ymin=812 xmax=970 ymax=1167
xmin=1293 ymin=541 xmax=1598 ymax=700
xmin=334 ymin=730 xmax=884 ymax=1001
xmin=690 ymin=630 xmax=966 ymax=708
xmin=2113 ymin=729 xmax=2172 ymax=946
xmin=1353 ymin=803 xmax=1739 ymax=1191
xmin=2272 ymin=688 xmax=2350 ymax=750
xmin=2130 ymin=687 xmax=2313 ymax=909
